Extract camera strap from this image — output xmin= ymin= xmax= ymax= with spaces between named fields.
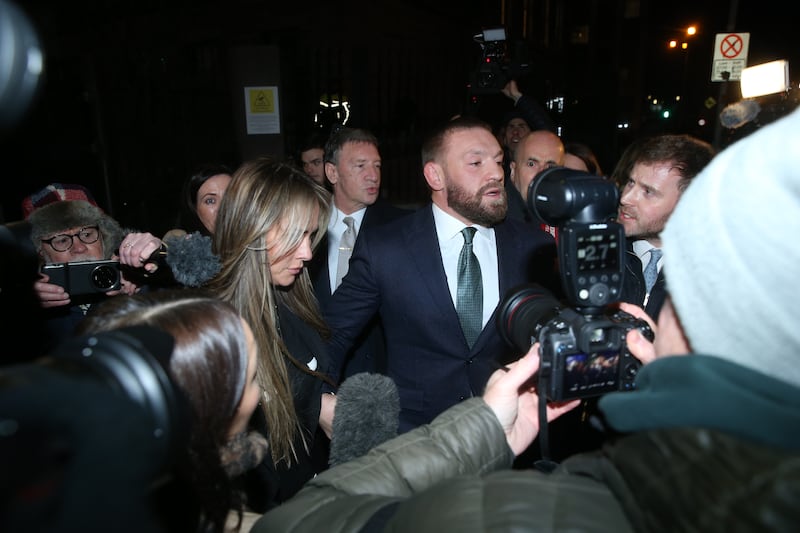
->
xmin=533 ymin=373 xmax=559 ymax=474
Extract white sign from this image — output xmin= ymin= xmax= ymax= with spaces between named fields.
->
xmin=711 ymin=33 xmax=750 ymax=82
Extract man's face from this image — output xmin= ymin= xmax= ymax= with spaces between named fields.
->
xmin=503 ymin=118 xmax=531 ymax=156
xmin=617 ymin=161 xmax=684 ymax=245
xmin=40 ymin=225 xmax=105 ymax=264
xmin=509 ymin=131 xmax=565 ymax=195
xmin=438 ymin=128 xmax=507 ymax=227
xmin=300 ymin=148 xmax=326 ymax=185
xmin=326 ymin=141 xmax=381 ymax=214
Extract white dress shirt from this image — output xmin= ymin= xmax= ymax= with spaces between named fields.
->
xmin=432 ymin=203 xmax=500 ymax=329
xmin=327 ymin=206 xmax=367 ymax=293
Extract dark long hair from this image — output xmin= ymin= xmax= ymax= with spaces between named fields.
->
xmin=77 ymin=290 xmax=250 ymax=532
xmin=179 ymin=164 xmax=234 ymax=236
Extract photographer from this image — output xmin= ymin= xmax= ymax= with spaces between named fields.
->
xmin=251 ymin=108 xmax=800 ymax=532
xmin=498 ymin=80 xmax=556 ymax=179
xmin=25 ymin=183 xmax=164 ymax=352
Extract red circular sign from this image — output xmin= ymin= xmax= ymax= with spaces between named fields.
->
xmin=720 ymin=34 xmax=744 ymax=59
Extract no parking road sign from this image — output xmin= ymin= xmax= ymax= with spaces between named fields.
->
xmin=711 ymin=32 xmax=750 ymax=81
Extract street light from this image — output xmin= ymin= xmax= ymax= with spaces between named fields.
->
xmin=666 ymin=25 xmax=698 ymax=51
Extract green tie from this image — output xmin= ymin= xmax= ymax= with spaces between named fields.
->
xmin=457 ymin=227 xmax=482 ymax=348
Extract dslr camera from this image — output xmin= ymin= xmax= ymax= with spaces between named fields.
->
xmin=468 ymin=27 xmax=529 ymax=94
xmin=42 ymin=259 xmax=121 ymax=295
xmin=497 ymin=167 xmax=653 ymax=401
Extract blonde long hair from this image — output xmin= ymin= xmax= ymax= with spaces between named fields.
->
xmin=209 ymin=157 xmax=331 ymax=464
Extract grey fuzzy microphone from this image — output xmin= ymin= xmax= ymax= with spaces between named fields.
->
xmin=719 ymin=100 xmax=761 ymax=129
xmin=162 ymin=232 xmax=221 ymax=287
xmin=329 ymin=373 xmax=400 ymax=466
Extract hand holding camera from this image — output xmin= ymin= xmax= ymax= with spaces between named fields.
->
xmin=617 ymin=302 xmax=659 ymax=365
xmin=41 ymin=259 xmax=122 ymax=298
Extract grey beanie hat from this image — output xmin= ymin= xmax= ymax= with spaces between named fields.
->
xmin=28 ymin=200 xmax=124 ymax=259
xmin=662 ymin=107 xmax=800 ymax=388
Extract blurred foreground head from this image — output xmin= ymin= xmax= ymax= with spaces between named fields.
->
xmin=0 ymin=0 xmax=44 ymax=133
xmin=662 ymin=107 xmax=800 ymax=388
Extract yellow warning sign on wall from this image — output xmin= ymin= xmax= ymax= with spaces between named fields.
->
xmin=244 ymin=86 xmax=280 ymax=134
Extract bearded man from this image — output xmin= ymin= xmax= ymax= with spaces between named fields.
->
xmin=323 ymin=116 xmax=557 ymax=432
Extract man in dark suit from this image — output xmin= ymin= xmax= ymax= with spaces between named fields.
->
xmin=324 ymin=116 xmax=557 ymax=432
xmin=613 ymin=133 xmax=716 ymax=321
xmin=308 ymin=127 xmax=410 ymax=379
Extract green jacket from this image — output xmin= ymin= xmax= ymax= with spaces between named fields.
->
xmin=251 ymin=356 xmax=800 ymax=532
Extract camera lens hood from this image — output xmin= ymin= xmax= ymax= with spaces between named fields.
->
xmin=496 ymin=283 xmax=563 ymax=353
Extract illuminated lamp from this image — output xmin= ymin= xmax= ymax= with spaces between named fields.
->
xmin=740 ymin=60 xmax=790 ymax=98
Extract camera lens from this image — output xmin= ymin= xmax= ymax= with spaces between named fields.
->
xmin=91 ymin=264 xmax=120 ymax=290
xmin=496 ymin=283 xmax=563 ymax=353
xmin=46 ymin=327 xmax=188 ymax=465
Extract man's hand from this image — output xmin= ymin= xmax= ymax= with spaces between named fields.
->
xmin=34 ymin=275 xmax=71 ymax=308
xmin=501 ymin=79 xmax=523 ymax=103
xmin=105 ymin=270 xmax=140 ymax=296
xmin=483 ymin=344 xmax=579 ymax=456
xmin=618 ymin=302 xmax=657 ymax=365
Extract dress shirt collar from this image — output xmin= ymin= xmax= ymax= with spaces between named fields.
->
xmin=431 ymin=203 xmax=491 ymax=245
xmin=328 ymin=205 xmax=367 ymax=233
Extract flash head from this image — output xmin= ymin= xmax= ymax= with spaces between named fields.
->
xmin=528 ymin=167 xmax=619 ymax=225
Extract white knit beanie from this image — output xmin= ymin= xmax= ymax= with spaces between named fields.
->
xmin=662 ymin=106 xmax=800 ymax=388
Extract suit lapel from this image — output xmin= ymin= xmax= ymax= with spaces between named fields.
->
xmin=404 ymin=206 xmax=460 ymax=319
xmin=493 ymin=221 xmax=519 ymax=299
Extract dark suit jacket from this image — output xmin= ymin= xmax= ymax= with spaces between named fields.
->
xmin=310 ymin=199 xmax=411 ymax=379
xmin=619 ymin=241 xmax=667 ymax=321
xmin=244 ymin=301 xmax=331 ymax=511
xmin=324 ymin=203 xmax=557 ymax=432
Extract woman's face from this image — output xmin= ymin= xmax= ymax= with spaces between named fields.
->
xmin=265 ymin=206 xmax=319 ymax=287
xmin=228 ymin=318 xmax=261 ymax=438
xmin=196 ymin=174 xmax=232 ymax=234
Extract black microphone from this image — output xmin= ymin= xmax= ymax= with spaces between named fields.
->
xmin=329 ymin=372 xmax=400 ymax=467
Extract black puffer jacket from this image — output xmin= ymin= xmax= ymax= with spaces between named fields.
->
xmin=251 ymin=356 xmax=800 ymax=532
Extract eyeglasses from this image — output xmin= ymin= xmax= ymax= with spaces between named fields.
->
xmin=41 ymin=226 xmax=101 ymax=252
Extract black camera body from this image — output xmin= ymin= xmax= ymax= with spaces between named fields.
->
xmin=540 ymin=307 xmax=647 ymax=400
xmin=468 ymin=27 xmax=529 ymax=94
xmin=42 ymin=259 xmax=121 ymax=295
xmin=497 ymin=167 xmax=653 ymax=401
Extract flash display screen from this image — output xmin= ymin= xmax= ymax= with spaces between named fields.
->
xmin=575 ymin=230 xmax=619 ymax=271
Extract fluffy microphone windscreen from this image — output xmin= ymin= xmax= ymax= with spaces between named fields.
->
xmin=163 ymin=232 xmax=220 ymax=287
xmin=329 ymin=372 xmax=400 ymax=466
xmin=719 ymin=99 xmax=761 ymax=129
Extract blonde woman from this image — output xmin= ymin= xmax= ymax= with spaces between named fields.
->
xmin=209 ymin=157 xmax=335 ymax=509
